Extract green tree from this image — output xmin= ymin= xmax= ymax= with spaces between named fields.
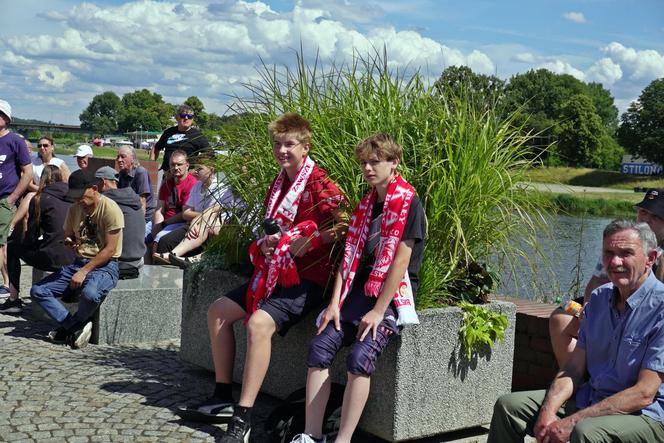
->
xmin=617 ymin=78 xmax=664 ymax=165
xmin=79 ymin=91 xmax=121 ymax=134
xmin=117 ymin=89 xmax=173 ymax=133
xmin=433 ymin=65 xmax=505 ymax=110
xmin=556 ymin=94 xmax=604 ymax=167
xmin=584 ymin=82 xmax=619 ymax=130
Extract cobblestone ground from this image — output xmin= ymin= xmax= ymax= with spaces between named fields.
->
xmin=1 ymin=298 xmax=504 ymax=443
xmin=0 ymin=299 xmax=281 ymax=443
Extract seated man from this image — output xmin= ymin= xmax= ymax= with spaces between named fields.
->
xmin=177 ymin=113 xmax=347 ymax=443
xmin=490 ymin=219 xmax=664 ymax=443
xmin=96 ymin=166 xmax=146 ymax=279
xmin=150 ymin=149 xmax=197 ymax=247
xmin=549 ymin=188 xmax=664 ymax=367
xmin=116 ymin=145 xmax=156 ymax=238
xmin=31 ymin=169 xmax=123 ymax=349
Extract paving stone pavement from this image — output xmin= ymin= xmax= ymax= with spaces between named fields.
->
xmin=0 ymin=298 xmax=283 ymax=443
xmin=1 ymin=297 xmax=507 ymax=443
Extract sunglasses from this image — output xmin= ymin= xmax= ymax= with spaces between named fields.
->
xmin=38 ymin=143 xmax=51 ymax=148
xmin=178 ymin=113 xmax=194 ymax=120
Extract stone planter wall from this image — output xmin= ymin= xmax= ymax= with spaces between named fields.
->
xmin=181 ymin=268 xmax=516 ymax=442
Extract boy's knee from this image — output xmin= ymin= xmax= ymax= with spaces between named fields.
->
xmin=347 ymin=344 xmax=377 ymax=376
xmin=246 ymin=311 xmax=276 ymax=339
xmin=80 ymin=285 xmax=103 ymax=304
xmin=307 ymin=335 xmax=336 ymax=369
xmin=30 ymin=284 xmax=47 ymax=300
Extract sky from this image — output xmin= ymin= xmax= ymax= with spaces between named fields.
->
xmin=1 ymin=0 xmax=663 ymax=125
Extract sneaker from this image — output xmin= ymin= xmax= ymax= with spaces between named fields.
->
xmin=0 ymin=297 xmax=23 ymax=314
xmin=176 ymin=397 xmax=234 ymax=423
xmin=68 ymin=322 xmax=93 ymax=349
xmin=291 ymin=434 xmax=326 ymax=443
xmin=0 ymin=285 xmax=10 ymax=298
xmin=220 ymin=415 xmax=251 ymax=443
xmin=48 ymin=327 xmax=69 ymax=344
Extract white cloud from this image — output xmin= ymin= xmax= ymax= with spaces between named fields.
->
xmin=538 ymin=59 xmax=585 ymax=80
xmin=36 ymin=64 xmax=73 ymax=88
xmin=585 ymin=58 xmax=622 ymax=85
xmin=563 ymin=12 xmax=586 ymax=24
xmin=602 ymin=42 xmax=664 ymax=81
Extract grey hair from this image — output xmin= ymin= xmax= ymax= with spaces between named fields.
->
xmin=603 ymin=219 xmax=657 ymax=254
xmin=176 ymin=104 xmax=194 ymax=115
xmin=119 ymin=145 xmax=139 ymax=166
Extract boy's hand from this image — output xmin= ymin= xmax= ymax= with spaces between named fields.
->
xmin=260 ymin=234 xmax=279 ymax=257
xmin=317 ymin=304 xmax=341 ymax=334
xmin=289 ymin=235 xmax=312 ymax=257
xmin=358 ymin=309 xmax=383 ymax=341
xmin=69 ymin=269 xmax=88 ymax=289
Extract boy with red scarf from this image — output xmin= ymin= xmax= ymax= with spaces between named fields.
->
xmin=291 ymin=134 xmax=426 ymax=443
xmin=178 ymin=113 xmax=347 ymax=443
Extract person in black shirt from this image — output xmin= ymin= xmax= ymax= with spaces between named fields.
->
xmin=150 ymin=104 xmax=210 ymax=172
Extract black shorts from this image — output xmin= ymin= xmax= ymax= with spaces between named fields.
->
xmin=224 ymin=279 xmax=324 ymax=336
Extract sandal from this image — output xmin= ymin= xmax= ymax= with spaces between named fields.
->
xmin=169 ymin=253 xmax=202 ymax=269
xmin=152 ymin=252 xmax=171 ymax=265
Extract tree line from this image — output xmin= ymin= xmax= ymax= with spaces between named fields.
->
xmin=80 ymin=69 xmax=664 ymax=170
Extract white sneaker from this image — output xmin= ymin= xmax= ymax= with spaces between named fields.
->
xmin=69 ymin=322 xmax=93 ymax=349
xmin=290 ymin=434 xmax=326 ymax=443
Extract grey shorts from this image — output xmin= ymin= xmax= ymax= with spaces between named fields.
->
xmin=224 ymin=279 xmax=324 ymax=336
xmin=0 ymin=197 xmax=16 ymax=245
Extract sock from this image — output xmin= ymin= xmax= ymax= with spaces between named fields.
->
xmin=309 ymin=435 xmax=325 ymax=443
xmin=213 ymin=382 xmax=233 ymax=402
xmin=234 ymin=405 xmax=252 ymax=423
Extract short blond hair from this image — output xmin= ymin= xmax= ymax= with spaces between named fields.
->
xmin=268 ymin=113 xmax=312 ymax=145
xmin=355 ymin=133 xmax=402 ymax=162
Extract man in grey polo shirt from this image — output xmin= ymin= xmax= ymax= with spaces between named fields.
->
xmin=489 ymin=219 xmax=664 ymax=442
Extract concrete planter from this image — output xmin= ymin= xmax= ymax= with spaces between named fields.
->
xmin=181 ymin=268 xmax=516 ymax=442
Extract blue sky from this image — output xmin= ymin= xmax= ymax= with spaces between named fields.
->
xmin=1 ymin=0 xmax=662 ymax=124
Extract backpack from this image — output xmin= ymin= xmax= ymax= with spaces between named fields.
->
xmin=266 ymin=383 xmax=345 ymax=443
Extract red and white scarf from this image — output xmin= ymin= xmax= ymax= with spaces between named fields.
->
xmin=245 ymin=156 xmax=319 ymax=317
xmin=337 ymin=174 xmax=419 ymax=325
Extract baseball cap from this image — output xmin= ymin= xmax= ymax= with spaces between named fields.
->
xmin=95 ymin=166 xmax=119 ymax=181
xmin=635 ymin=189 xmax=664 ymax=219
xmin=67 ymin=169 xmax=98 ymax=200
xmin=74 ymin=144 xmax=94 ymax=158
xmin=0 ymin=99 xmax=12 ymax=123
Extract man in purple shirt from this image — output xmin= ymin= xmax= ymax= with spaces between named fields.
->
xmin=489 ymin=219 xmax=664 ymax=443
xmin=0 ymin=99 xmax=33 ymax=296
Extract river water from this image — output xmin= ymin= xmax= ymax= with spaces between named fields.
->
xmin=496 ymin=215 xmax=614 ymax=302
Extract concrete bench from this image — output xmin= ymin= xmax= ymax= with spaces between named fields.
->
xmin=180 ymin=268 xmax=516 ymax=442
xmin=29 ymin=264 xmax=184 ymax=345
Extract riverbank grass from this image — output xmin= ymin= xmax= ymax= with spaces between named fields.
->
xmin=525 ymin=166 xmax=664 ymax=190
xmin=532 ymin=191 xmax=640 ymax=217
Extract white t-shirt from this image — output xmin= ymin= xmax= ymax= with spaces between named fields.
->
xmin=32 ymin=157 xmax=65 ymax=184
xmin=185 ymin=177 xmax=233 ymax=212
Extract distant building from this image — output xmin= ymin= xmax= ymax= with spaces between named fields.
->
xmin=620 ymin=154 xmax=663 ymax=175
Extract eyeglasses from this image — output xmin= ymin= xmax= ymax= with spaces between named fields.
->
xmin=37 ymin=144 xmax=51 ymax=148
xmin=178 ymin=113 xmax=194 ymax=120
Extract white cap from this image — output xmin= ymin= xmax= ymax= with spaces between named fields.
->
xmin=0 ymin=99 xmax=12 ymax=123
xmin=74 ymin=144 xmax=94 ymax=157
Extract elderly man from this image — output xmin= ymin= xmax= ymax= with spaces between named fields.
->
xmin=73 ymin=144 xmax=94 ymax=170
xmin=116 ymin=145 xmax=156 ymax=237
xmin=150 ymin=104 xmax=210 ymax=172
xmin=31 ymin=169 xmax=123 ymax=349
xmin=0 ymin=99 xmax=33 ymax=296
xmin=489 ymin=219 xmax=664 ymax=442
xmin=550 ymin=189 xmax=664 ymax=367
xmin=96 ymin=166 xmax=146 ymax=279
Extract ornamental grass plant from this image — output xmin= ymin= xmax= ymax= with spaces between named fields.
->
xmin=212 ymin=48 xmax=547 ymax=309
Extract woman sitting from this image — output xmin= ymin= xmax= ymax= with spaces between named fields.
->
xmin=0 ymin=166 xmax=76 ymax=314
xmin=10 ymin=136 xmax=70 ymax=234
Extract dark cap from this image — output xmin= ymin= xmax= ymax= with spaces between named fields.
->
xmin=95 ymin=166 xmax=119 ymax=181
xmin=635 ymin=188 xmax=664 ymax=219
xmin=67 ymin=169 xmax=98 ymax=200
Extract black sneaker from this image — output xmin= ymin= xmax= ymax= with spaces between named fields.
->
xmin=220 ymin=415 xmax=251 ymax=443
xmin=67 ymin=322 xmax=93 ymax=349
xmin=48 ymin=327 xmax=69 ymax=344
xmin=0 ymin=297 xmax=23 ymax=314
xmin=176 ymin=397 xmax=234 ymax=423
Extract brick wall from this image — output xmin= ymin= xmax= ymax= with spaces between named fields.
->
xmin=494 ymin=297 xmax=559 ymax=392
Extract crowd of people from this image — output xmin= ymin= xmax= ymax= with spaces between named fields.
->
xmin=2 ymin=95 xmax=664 ymax=443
